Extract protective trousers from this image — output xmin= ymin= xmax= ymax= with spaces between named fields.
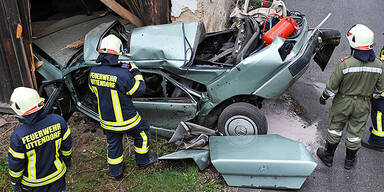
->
xmin=21 ymin=176 xmax=65 ymax=192
xmin=368 ymin=98 xmax=384 ymax=147
xmin=326 ymin=96 xmax=370 ymax=150
xmin=104 ymin=121 xmax=150 ymax=176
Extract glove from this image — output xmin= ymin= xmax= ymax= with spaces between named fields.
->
xmin=121 ymin=62 xmax=131 ymax=69
xmin=129 ymin=62 xmax=138 ymax=71
xmin=373 ymin=93 xmax=381 ymax=99
xmin=319 ymin=93 xmax=329 ymax=105
xmin=11 ymin=183 xmax=22 ymax=192
xmin=319 ymin=96 xmax=326 ymax=105
xmin=64 ymin=157 xmax=72 ymax=172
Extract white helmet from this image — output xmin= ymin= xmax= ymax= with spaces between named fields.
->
xmin=98 ymin=34 xmax=123 ymax=55
xmin=346 ymin=24 xmax=374 ymax=50
xmin=9 ymin=87 xmax=44 ymax=116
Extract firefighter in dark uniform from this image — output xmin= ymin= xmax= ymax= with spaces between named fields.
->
xmin=8 ymin=87 xmax=72 ymax=192
xmin=317 ymin=24 xmax=384 ymax=169
xmin=362 ymin=46 xmax=384 ymax=151
xmin=88 ymin=34 xmax=157 ymax=180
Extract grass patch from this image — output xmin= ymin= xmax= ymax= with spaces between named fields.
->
xmin=0 ymin=157 xmax=9 ymax=190
xmin=133 ymin=164 xmax=198 ymax=192
xmin=65 ymin=136 xmax=225 ymax=191
xmin=0 ymin=133 xmax=227 ymax=191
xmin=203 ymin=180 xmax=223 ymax=192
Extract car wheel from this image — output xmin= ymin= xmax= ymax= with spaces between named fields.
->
xmin=218 ymin=102 xmax=267 ymax=136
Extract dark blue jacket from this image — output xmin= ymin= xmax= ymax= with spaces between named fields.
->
xmin=8 ymin=111 xmax=72 ymax=188
xmin=88 ymin=54 xmax=146 ymax=132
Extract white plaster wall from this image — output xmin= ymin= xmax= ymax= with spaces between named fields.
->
xmin=171 ymin=0 xmax=233 ymax=32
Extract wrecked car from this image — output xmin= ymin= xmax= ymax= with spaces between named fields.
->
xmin=34 ymin=11 xmax=341 ymax=136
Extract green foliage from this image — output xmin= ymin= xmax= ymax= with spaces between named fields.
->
xmin=0 ymin=157 xmax=7 ymax=171
xmin=0 ymin=157 xmax=9 ymax=189
xmin=133 ymin=165 xmax=199 ymax=192
xmin=203 ymin=180 xmax=223 ymax=192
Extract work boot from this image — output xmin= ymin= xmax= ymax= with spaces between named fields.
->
xmin=114 ymin=173 xmax=124 ymax=181
xmin=361 ymin=138 xmax=384 ymax=152
xmin=113 ymin=164 xmax=126 ymax=181
xmin=138 ymin=156 xmax=158 ymax=170
xmin=316 ymin=141 xmax=338 ymax=167
xmin=344 ymin=148 xmax=358 ymax=170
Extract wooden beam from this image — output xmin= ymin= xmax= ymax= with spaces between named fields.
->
xmin=99 ymin=0 xmax=144 ymax=27
xmin=142 ymin=0 xmax=170 ymax=25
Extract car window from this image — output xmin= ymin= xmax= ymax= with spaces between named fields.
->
xmin=133 ymin=72 xmax=194 ymax=103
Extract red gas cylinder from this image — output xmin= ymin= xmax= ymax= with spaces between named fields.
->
xmin=262 ymin=15 xmax=298 ymax=45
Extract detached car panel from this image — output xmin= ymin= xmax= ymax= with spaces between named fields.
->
xmin=210 ymin=135 xmax=317 ymax=189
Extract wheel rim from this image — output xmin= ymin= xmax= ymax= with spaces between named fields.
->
xmin=224 ymin=115 xmax=257 ymax=136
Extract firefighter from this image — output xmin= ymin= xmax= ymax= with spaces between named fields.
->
xmin=8 ymin=87 xmax=72 ymax=192
xmin=88 ymin=34 xmax=157 ymax=180
xmin=317 ymin=24 xmax=384 ymax=170
xmin=381 ymin=45 xmax=384 ymax=61
xmin=361 ymin=46 xmax=384 ymax=151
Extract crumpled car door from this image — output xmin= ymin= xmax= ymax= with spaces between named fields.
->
xmin=313 ymin=29 xmax=341 ymax=70
xmin=133 ymin=70 xmax=198 ymax=130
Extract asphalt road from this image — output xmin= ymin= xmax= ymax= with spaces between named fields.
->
xmin=286 ymin=0 xmax=384 ymax=191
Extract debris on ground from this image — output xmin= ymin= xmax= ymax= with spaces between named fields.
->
xmin=168 ymin=121 xmax=219 ymax=149
xmin=0 ymin=118 xmax=7 ymax=127
xmin=65 ymin=38 xmax=85 ymax=49
xmin=159 ymin=149 xmax=210 ymax=170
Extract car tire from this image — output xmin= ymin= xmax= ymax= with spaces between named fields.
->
xmin=218 ymin=102 xmax=267 ymax=136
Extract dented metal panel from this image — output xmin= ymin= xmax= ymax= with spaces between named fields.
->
xmin=84 ymin=21 xmax=205 ymax=69
xmin=130 ymin=22 xmax=204 ymax=68
xmin=159 ymin=149 xmax=210 ymax=170
xmin=210 ymin=135 xmax=317 ymax=189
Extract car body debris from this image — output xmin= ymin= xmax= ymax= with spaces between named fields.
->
xmin=160 ymin=122 xmax=317 ymax=189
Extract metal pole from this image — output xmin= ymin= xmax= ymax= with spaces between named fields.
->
xmin=243 ymin=0 xmax=250 ymax=13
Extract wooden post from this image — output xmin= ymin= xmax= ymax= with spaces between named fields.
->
xmin=17 ymin=0 xmax=37 ymax=89
xmin=0 ymin=0 xmax=34 ymax=112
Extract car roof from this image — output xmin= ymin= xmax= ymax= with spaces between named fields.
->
xmin=84 ymin=21 xmax=205 ymax=70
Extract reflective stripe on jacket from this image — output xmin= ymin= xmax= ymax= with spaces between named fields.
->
xmin=88 ymin=65 xmax=146 ymax=132
xmin=323 ymin=56 xmax=384 ymax=98
xmin=8 ymin=113 xmax=72 ymax=187
xmin=372 ymin=98 xmax=384 ymax=137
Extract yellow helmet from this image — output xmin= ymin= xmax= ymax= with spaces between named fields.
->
xmin=98 ymin=34 xmax=123 ymax=55
xmin=9 ymin=87 xmax=44 ymax=116
xmin=346 ymin=24 xmax=374 ymax=50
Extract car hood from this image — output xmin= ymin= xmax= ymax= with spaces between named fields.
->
xmin=84 ymin=21 xmax=205 ymax=70
xmin=33 ymin=13 xmax=119 ymax=68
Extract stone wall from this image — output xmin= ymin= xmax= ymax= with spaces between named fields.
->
xmin=171 ymin=0 xmax=234 ymax=32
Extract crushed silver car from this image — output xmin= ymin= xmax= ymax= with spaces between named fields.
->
xmin=35 ymin=11 xmax=340 ymax=136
